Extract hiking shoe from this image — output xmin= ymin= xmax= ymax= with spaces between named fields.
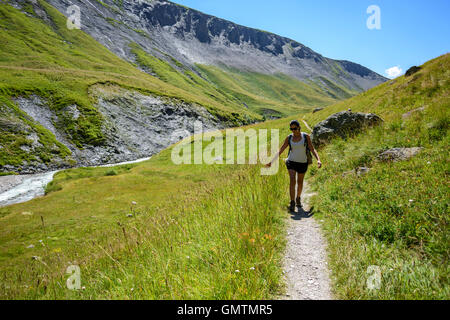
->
xmin=296 ymin=197 xmax=302 ymax=208
xmin=289 ymin=200 xmax=296 ymax=212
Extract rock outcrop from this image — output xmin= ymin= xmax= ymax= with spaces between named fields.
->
xmin=311 ymin=111 xmax=383 ymax=147
xmin=1 ymin=87 xmax=224 ymax=174
xmin=377 ymin=147 xmax=423 ymax=162
xmin=402 ymin=107 xmax=426 ymax=120
xmin=405 ymin=66 xmax=422 ymax=77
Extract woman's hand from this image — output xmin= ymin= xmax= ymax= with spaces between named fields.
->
xmin=317 ymin=161 xmax=322 ymax=169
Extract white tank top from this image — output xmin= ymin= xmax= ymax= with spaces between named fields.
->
xmin=287 ymin=133 xmax=308 ymax=163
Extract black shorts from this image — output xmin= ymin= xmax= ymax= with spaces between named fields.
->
xmin=285 ymin=160 xmax=308 ymax=174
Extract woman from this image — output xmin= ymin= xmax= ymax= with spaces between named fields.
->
xmin=266 ymin=120 xmax=322 ymax=212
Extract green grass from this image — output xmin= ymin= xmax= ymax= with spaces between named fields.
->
xmin=303 ymin=53 xmax=450 ymax=299
xmin=0 ymin=124 xmax=291 ymax=299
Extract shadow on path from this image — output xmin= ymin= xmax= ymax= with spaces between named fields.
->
xmin=286 ymin=206 xmax=315 ymax=220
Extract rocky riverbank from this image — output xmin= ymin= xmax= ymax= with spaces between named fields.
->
xmin=1 ymin=85 xmax=226 ymax=175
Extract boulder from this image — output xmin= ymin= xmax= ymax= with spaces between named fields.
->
xmin=402 ymin=107 xmax=425 ymax=120
xmin=377 ymin=147 xmax=423 ymax=162
xmin=341 ymin=166 xmax=371 ymax=177
xmin=356 ymin=166 xmax=371 ymax=176
xmin=311 ymin=111 xmax=383 ymax=147
xmin=405 ymin=66 xmax=421 ymax=77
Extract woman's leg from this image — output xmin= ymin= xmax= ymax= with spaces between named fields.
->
xmin=296 ymin=172 xmax=305 ymax=199
xmin=289 ymin=170 xmax=296 ymax=201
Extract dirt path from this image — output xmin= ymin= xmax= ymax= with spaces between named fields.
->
xmin=301 ymin=119 xmax=313 ymax=132
xmin=280 ymin=181 xmax=333 ymax=300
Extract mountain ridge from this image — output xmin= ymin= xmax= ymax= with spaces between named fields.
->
xmin=47 ymin=0 xmax=386 ymax=92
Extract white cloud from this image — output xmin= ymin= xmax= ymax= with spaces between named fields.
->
xmin=385 ymin=66 xmax=403 ymax=79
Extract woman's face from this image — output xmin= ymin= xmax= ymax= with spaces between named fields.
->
xmin=290 ymin=125 xmax=301 ymax=136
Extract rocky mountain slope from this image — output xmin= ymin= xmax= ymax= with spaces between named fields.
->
xmin=0 ymin=0 xmax=386 ymax=174
xmin=47 ymin=0 xmax=386 ymax=92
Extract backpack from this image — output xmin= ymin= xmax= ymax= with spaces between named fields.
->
xmin=288 ymin=133 xmax=313 ymax=165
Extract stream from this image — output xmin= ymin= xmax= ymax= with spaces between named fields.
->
xmin=0 ymin=157 xmax=151 ymax=208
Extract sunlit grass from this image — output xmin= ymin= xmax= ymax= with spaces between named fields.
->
xmin=0 ymin=122 xmax=292 ymax=299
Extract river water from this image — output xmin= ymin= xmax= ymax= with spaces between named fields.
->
xmin=0 ymin=157 xmax=151 ymax=207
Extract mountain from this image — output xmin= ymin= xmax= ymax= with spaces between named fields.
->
xmin=46 ymin=0 xmax=386 ymax=92
xmin=0 ymin=0 xmax=386 ymax=174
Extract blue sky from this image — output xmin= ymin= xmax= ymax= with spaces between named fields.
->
xmin=172 ymin=0 xmax=450 ymax=78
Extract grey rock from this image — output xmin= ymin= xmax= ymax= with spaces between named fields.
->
xmin=4 ymin=88 xmax=225 ymax=173
xmin=19 ymin=145 xmax=31 ymax=152
xmin=402 ymin=107 xmax=425 ymax=120
xmin=312 ymin=108 xmax=324 ymax=113
xmin=356 ymin=166 xmax=371 ymax=176
xmin=377 ymin=147 xmax=423 ymax=162
xmin=63 ymin=104 xmax=81 ymax=120
xmin=342 ymin=166 xmax=371 ymax=177
xmin=311 ymin=111 xmax=383 ymax=147
xmin=405 ymin=66 xmax=421 ymax=77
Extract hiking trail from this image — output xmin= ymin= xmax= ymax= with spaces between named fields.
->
xmin=280 ymin=181 xmax=333 ymax=300
xmin=301 ymin=119 xmax=312 ymax=132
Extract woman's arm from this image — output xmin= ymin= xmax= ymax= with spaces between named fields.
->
xmin=306 ymin=134 xmax=322 ymax=168
xmin=266 ymin=136 xmax=290 ymax=167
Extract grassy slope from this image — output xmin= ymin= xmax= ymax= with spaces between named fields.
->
xmin=128 ymin=43 xmax=351 ymax=118
xmin=0 ymin=1 xmax=354 ymax=173
xmin=303 ymin=53 xmax=449 ymax=299
xmin=195 ymin=65 xmax=352 ymax=117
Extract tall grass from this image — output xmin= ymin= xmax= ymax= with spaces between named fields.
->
xmin=0 ymin=125 xmax=292 ymax=299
